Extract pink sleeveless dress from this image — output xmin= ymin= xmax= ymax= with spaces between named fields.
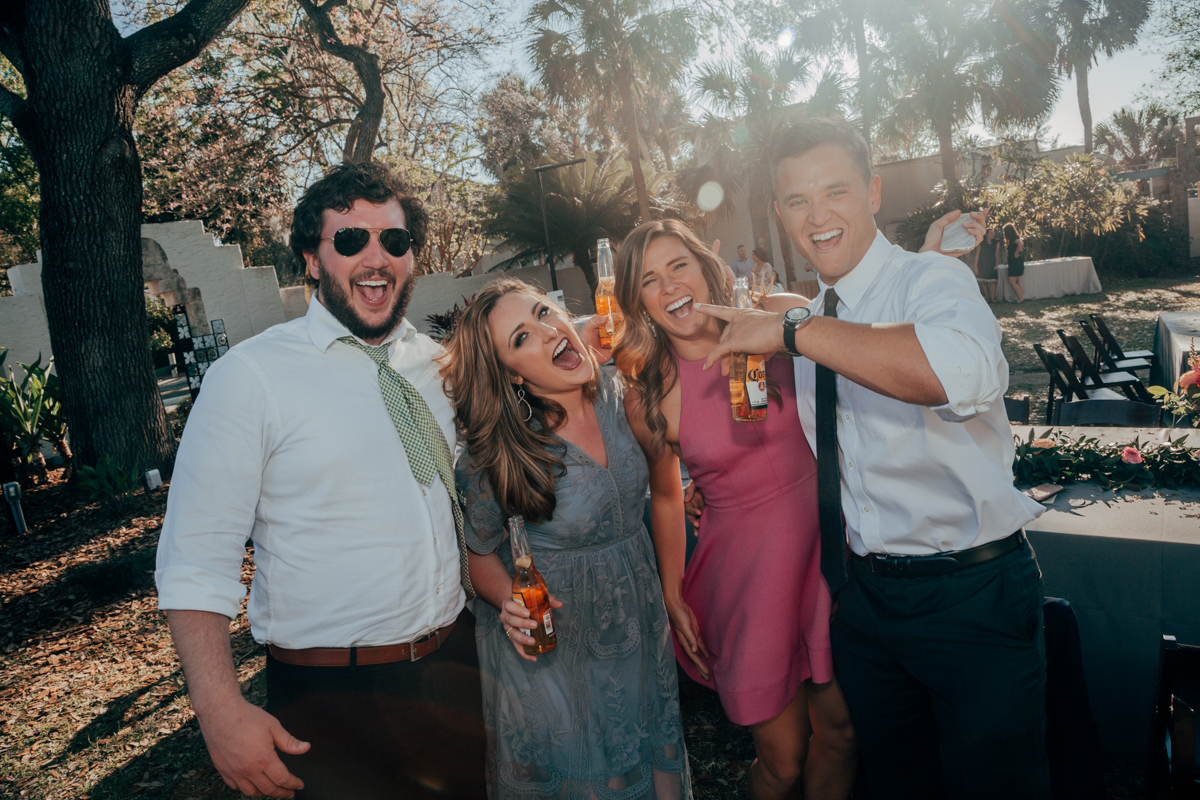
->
xmin=675 ymin=353 xmax=834 ymax=726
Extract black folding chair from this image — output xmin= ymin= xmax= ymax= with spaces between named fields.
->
xmin=1089 ymin=313 xmax=1156 ymax=364
xmin=1004 ymin=396 xmax=1031 ymax=424
xmin=1056 ymin=330 xmax=1154 ymax=403
xmin=1145 ymin=635 xmax=1200 ymax=800
xmin=1034 ymin=344 xmax=1075 ymax=424
xmin=1052 ymin=399 xmax=1162 ymax=427
xmin=1078 ymin=319 xmax=1151 ymax=376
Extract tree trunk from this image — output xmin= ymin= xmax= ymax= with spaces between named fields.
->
xmin=298 ymin=0 xmax=385 ymax=164
xmin=776 ymin=222 xmax=797 ymax=285
xmin=0 ymin=0 xmax=251 ymax=474
xmin=936 ymin=115 xmax=958 ymax=187
xmin=1076 ymin=58 xmax=1093 ymax=153
xmin=747 ymin=190 xmax=775 ymax=267
xmin=852 ymin=7 xmax=872 ymax=149
xmin=618 ymin=71 xmax=652 ymax=222
xmin=571 ymin=244 xmax=598 ymax=309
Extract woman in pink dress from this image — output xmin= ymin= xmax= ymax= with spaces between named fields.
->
xmin=611 ymin=219 xmax=856 ymax=800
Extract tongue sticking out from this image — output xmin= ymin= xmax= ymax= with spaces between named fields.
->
xmin=553 ymin=343 xmax=583 ymax=370
xmin=357 ymin=282 xmax=388 ymax=303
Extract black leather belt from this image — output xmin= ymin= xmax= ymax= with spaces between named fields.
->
xmin=855 ymin=530 xmax=1025 ymax=578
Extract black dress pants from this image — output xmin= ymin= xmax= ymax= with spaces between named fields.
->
xmin=831 ymin=539 xmax=1052 ymax=800
xmin=265 ymin=609 xmax=487 ymax=800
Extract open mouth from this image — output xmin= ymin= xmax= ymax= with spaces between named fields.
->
xmin=810 ymin=228 xmax=843 ymax=252
xmin=552 ymin=337 xmax=582 ymax=370
xmin=665 ymin=295 xmax=694 ymax=319
xmin=354 ymin=277 xmax=391 ymax=306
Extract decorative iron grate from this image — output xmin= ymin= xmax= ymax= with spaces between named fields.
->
xmin=169 ymin=306 xmax=229 ymax=398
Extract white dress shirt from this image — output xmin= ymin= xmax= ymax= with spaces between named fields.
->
xmin=794 ymin=231 xmax=1044 ymax=556
xmin=156 ymin=298 xmax=465 ymax=648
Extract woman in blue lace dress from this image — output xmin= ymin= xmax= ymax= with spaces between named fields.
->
xmin=440 ymin=278 xmax=691 ymax=800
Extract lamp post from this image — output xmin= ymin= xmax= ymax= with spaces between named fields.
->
xmin=535 ymin=157 xmax=587 ymax=292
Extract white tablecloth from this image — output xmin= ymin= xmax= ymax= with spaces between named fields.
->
xmin=996 ymin=256 xmax=1103 ymax=302
xmin=1152 ymin=311 xmax=1200 ymax=389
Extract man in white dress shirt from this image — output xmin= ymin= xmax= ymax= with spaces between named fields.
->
xmin=695 ymin=118 xmax=1051 ymax=799
xmin=156 ymin=162 xmax=484 ymax=799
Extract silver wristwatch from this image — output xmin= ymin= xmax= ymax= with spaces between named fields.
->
xmin=782 ymin=305 xmax=815 ymax=357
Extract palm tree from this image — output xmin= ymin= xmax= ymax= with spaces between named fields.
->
xmin=875 ymin=0 xmax=1059 ymax=188
xmin=1054 ymin=0 xmax=1150 ymax=153
xmin=486 ymin=152 xmax=643 ymax=299
xmin=793 ymin=0 xmax=882 ymax=148
xmin=680 ymin=45 xmax=846 ymax=282
xmin=1094 ymin=104 xmax=1180 ymax=166
xmin=527 ymin=0 xmax=697 ymax=223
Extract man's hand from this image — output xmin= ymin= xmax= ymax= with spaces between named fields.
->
xmin=921 ymin=208 xmax=989 ymax=257
xmin=692 ymin=304 xmax=787 ymax=374
xmin=683 ymin=480 xmax=704 ymax=532
xmin=196 ymin=696 xmax=309 ymax=798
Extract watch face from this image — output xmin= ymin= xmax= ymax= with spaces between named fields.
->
xmin=785 ymin=306 xmax=812 ymax=324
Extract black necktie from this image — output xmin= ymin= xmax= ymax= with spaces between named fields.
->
xmin=815 ymin=289 xmax=848 ymax=594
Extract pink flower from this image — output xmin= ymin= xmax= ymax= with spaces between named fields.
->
xmin=1179 ymin=369 xmax=1199 ymax=390
xmin=1121 ymin=446 xmax=1143 ymax=465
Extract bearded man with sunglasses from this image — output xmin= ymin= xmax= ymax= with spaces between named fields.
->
xmin=156 ymin=161 xmax=485 ymax=799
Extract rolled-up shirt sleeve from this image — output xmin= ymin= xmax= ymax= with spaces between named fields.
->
xmin=155 ymin=351 xmax=273 ymax=618
xmin=907 ymin=258 xmax=1007 ymax=421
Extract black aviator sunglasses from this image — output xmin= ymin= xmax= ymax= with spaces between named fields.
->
xmin=322 ymin=227 xmax=412 ymax=258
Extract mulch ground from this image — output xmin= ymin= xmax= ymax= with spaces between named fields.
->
xmin=0 ymin=470 xmax=1156 ymax=799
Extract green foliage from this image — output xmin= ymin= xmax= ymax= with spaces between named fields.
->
xmin=169 ymin=397 xmax=194 ymax=440
xmin=425 ymin=297 xmax=471 ymax=344
xmin=1155 ymin=0 xmax=1200 ymax=112
xmin=0 ymin=352 xmax=67 ymax=477
xmin=145 ymin=295 xmax=175 ymax=352
xmin=1148 ymin=346 xmax=1200 ymax=425
xmin=1012 ymin=430 xmax=1200 ymax=490
xmin=76 ymin=454 xmax=143 ymax=516
xmin=895 ymin=153 xmax=1188 ymax=277
xmin=0 ymin=116 xmax=39 ymax=268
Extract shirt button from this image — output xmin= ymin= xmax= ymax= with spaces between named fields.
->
xmin=848 ymin=461 xmax=854 ymax=468
xmin=844 ymin=413 xmax=851 ymax=421
xmin=863 ymin=506 xmax=870 ymax=512
xmin=422 ymin=488 xmax=427 ymax=496
xmin=435 ymin=587 xmax=440 ymax=594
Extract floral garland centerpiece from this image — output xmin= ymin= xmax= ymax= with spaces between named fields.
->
xmin=1149 ymin=339 xmax=1200 ymax=427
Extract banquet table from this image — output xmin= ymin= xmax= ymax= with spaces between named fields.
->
xmin=1012 ymin=425 xmax=1200 ymax=765
xmin=1151 ymin=311 xmax=1200 ymax=389
xmin=996 ymin=256 xmax=1103 ymax=302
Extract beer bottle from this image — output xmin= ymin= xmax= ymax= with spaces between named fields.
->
xmin=509 ymin=516 xmax=557 ymax=655
xmin=595 ymin=238 xmax=617 ymax=348
xmin=729 ymin=277 xmax=769 ymax=422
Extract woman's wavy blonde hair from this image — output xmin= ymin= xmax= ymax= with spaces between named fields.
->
xmin=438 ymin=278 xmax=598 ymax=523
xmin=611 ymin=219 xmax=732 ymax=454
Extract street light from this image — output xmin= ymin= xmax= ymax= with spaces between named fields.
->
xmin=535 ymin=157 xmax=587 ymax=292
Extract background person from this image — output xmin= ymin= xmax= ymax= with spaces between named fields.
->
xmin=730 ymin=244 xmax=754 ymax=279
xmin=751 ymin=246 xmax=783 ymax=293
xmin=975 ymin=226 xmax=1000 ymax=302
xmin=442 ymin=279 xmax=692 ymax=800
xmin=1004 ymin=221 xmax=1026 ymax=303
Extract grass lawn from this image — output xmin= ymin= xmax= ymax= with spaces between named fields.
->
xmin=995 ymin=275 xmax=1200 ymax=375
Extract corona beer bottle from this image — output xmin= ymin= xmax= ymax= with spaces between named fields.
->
xmin=595 ymin=238 xmax=617 ymax=348
xmin=729 ymin=277 xmax=768 ymax=422
xmin=509 ymin=516 xmax=557 ymax=655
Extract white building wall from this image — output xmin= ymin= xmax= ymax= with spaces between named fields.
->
xmin=1190 ymin=197 xmax=1200 ymax=258
xmin=0 ymin=293 xmax=54 ymax=377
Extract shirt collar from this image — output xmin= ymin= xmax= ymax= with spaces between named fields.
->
xmin=305 ymin=295 xmax=414 ymax=352
xmin=816 ymin=230 xmax=893 ymax=314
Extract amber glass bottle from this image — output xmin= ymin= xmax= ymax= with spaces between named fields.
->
xmin=729 ymin=277 xmax=768 ymax=422
xmin=509 ymin=516 xmax=557 ymax=655
xmin=595 ymin=238 xmax=617 ymax=348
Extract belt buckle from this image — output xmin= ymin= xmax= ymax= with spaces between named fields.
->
xmin=410 ymin=628 xmax=439 ymax=662
xmin=874 ymin=553 xmax=910 ymax=578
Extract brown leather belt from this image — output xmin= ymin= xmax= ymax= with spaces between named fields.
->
xmin=268 ymin=622 xmax=455 ymax=667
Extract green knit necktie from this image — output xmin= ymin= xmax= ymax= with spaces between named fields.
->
xmin=340 ymin=337 xmax=474 ymax=600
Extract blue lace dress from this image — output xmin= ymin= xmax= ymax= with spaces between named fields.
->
xmin=456 ymin=369 xmax=692 ymax=800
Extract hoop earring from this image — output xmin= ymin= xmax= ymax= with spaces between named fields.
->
xmin=516 ymin=386 xmax=533 ymax=422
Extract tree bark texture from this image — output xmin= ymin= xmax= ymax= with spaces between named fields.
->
xmin=747 ymin=190 xmax=775 ymax=267
xmin=936 ymin=115 xmax=958 ymax=187
xmin=853 ymin=11 xmax=872 ymax=149
xmin=570 ymin=244 xmax=598 ymax=310
xmin=618 ymin=71 xmax=652 ymax=223
xmin=1075 ymin=58 xmax=1093 ymax=153
xmin=298 ymin=0 xmax=385 ymax=164
xmin=776 ymin=222 xmax=796 ymax=285
xmin=0 ymin=0 xmax=250 ymax=473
